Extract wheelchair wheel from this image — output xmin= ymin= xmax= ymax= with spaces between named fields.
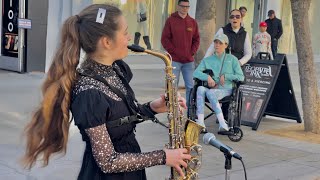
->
xmin=188 ymin=88 xmax=197 ymax=121
xmin=228 ymin=127 xmax=243 ymax=142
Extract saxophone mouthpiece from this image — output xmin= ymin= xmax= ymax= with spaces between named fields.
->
xmin=127 ymin=44 xmax=145 ymax=52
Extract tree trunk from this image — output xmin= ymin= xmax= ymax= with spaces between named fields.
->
xmin=291 ymin=0 xmax=320 ymax=133
xmin=194 ymin=0 xmax=216 ymax=66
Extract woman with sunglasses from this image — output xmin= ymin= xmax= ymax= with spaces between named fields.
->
xmin=204 ymin=9 xmax=252 ymax=66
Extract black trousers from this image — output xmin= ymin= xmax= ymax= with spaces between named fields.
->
xmin=222 ymin=102 xmax=229 ymax=121
xmin=271 ymin=38 xmax=278 ymax=59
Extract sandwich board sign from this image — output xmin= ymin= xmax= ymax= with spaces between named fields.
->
xmin=239 ymin=54 xmax=301 ymax=130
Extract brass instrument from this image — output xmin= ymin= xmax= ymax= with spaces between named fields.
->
xmin=128 ymin=45 xmax=204 ymax=180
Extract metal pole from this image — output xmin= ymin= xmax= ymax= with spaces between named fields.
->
xmin=18 ymin=0 xmax=26 ymax=72
xmin=224 ymin=154 xmax=232 ymax=180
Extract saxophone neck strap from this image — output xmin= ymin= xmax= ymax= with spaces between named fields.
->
xmin=78 ymin=72 xmax=164 ymax=128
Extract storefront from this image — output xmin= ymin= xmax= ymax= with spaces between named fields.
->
xmin=45 ymin=0 xmax=197 ymax=71
xmin=227 ymin=0 xmax=320 ymax=55
xmin=0 ymin=0 xmax=27 ymax=72
xmin=0 ymin=0 xmax=199 ymax=72
xmin=92 ymin=0 xmax=177 ymax=50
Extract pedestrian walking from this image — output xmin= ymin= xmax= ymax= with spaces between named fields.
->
xmin=265 ymin=10 xmax=283 ymax=59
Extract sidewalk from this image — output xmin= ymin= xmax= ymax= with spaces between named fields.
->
xmin=0 ymin=54 xmax=320 ymax=180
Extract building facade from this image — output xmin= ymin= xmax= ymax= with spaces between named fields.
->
xmin=228 ymin=0 xmax=320 ymax=56
xmin=0 ymin=0 xmax=319 ymax=72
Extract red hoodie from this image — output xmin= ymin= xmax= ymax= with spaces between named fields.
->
xmin=161 ymin=12 xmax=200 ymax=63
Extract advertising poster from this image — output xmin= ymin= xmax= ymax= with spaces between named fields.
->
xmin=240 ymin=63 xmax=279 ymax=125
xmin=2 ymin=0 xmax=19 ymax=57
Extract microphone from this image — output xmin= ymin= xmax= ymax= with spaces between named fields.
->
xmin=203 ymin=133 xmax=242 ymax=160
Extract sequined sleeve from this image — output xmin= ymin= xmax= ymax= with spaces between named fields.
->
xmin=85 ymin=124 xmax=166 ymax=173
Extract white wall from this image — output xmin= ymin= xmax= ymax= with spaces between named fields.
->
xmin=188 ymin=0 xmax=197 ymax=19
xmin=265 ymin=0 xmax=281 ymax=19
xmin=45 ymin=0 xmax=92 ymax=72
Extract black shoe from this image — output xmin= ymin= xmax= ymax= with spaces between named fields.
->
xmin=143 ymin=36 xmax=152 ymax=50
xmin=134 ymin=32 xmax=141 ymax=45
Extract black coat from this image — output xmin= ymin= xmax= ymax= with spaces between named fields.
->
xmin=222 ymin=23 xmax=247 ymax=60
xmin=265 ymin=17 xmax=283 ymax=40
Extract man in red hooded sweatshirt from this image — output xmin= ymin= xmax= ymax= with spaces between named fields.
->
xmin=161 ymin=0 xmax=200 ymax=107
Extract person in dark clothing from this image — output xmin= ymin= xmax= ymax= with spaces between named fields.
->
xmin=265 ymin=10 xmax=283 ymax=59
xmin=21 ymin=4 xmax=191 ymax=180
xmin=205 ymin=9 xmax=252 ymax=66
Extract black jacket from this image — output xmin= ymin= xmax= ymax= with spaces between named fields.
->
xmin=222 ymin=23 xmax=247 ymax=60
xmin=265 ymin=17 xmax=283 ymax=40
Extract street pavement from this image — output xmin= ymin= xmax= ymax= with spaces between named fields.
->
xmin=0 ymin=54 xmax=320 ymax=180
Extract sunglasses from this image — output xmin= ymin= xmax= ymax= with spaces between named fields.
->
xmin=229 ymin=15 xmax=241 ymax=19
xmin=179 ymin=5 xmax=190 ymax=8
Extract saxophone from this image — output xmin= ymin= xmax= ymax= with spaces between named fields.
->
xmin=128 ymin=45 xmax=204 ymax=180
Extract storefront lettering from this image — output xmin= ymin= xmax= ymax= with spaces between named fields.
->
xmin=8 ymin=0 xmax=14 ymax=32
xmin=245 ymin=65 xmax=273 ymax=78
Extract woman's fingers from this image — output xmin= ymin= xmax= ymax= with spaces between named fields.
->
xmin=180 ymin=160 xmax=188 ymax=168
xmin=178 ymin=97 xmax=187 ymax=109
xmin=180 ymin=148 xmax=188 ymax=154
xmin=175 ymin=165 xmax=185 ymax=178
xmin=182 ymin=153 xmax=191 ymax=160
xmin=164 ymin=148 xmax=192 ymax=178
xmin=160 ymin=94 xmax=166 ymax=101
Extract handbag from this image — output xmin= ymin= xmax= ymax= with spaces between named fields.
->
xmin=140 ymin=13 xmax=147 ymax=22
xmin=198 ymin=69 xmax=214 ymax=88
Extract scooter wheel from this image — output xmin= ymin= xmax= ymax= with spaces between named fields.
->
xmin=228 ymin=127 xmax=243 ymax=142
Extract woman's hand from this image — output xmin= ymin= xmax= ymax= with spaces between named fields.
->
xmin=220 ymin=75 xmax=225 ymax=86
xmin=208 ymin=76 xmax=216 ymax=88
xmin=177 ymin=93 xmax=187 ymax=110
xmin=150 ymin=94 xmax=187 ymax=114
xmin=149 ymin=94 xmax=167 ymax=113
xmin=164 ymin=148 xmax=191 ymax=178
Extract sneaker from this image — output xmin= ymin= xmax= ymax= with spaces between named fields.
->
xmin=195 ymin=119 xmax=206 ymax=128
xmin=218 ymin=124 xmax=229 ymax=132
xmin=195 ymin=119 xmax=207 ymax=133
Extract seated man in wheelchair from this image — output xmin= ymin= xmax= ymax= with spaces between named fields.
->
xmin=193 ymin=34 xmax=244 ymax=132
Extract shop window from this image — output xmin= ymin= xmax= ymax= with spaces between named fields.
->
xmin=93 ymin=0 xmax=177 ymax=50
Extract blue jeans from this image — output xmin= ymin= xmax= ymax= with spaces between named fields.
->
xmin=196 ymin=86 xmax=232 ymax=115
xmin=172 ymin=61 xmax=194 ymax=107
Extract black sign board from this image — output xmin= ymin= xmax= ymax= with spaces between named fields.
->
xmin=2 ymin=0 xmax=19 ymax=57
xmin=240 ymin=54 xmax=301 ymax=130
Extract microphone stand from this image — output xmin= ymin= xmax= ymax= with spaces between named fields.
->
xmin=224 ymin=153 xmax=232 ymax=180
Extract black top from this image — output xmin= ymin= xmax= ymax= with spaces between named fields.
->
xmin=70 ymin=59 xmax=165 ymax=180
xmin=222 ymin=23 xmax=247 ymax=60
xmin=265 ymin=17 xmax=283 ymax=40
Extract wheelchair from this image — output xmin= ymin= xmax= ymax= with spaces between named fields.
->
xmin=187 ymin=70 xmax=244 ymax=142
